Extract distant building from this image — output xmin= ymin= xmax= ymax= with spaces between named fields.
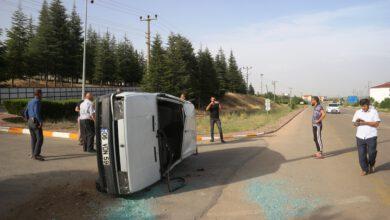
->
xmin=301 ymin=95 xmax=326 ymax=103
xmin=302 ymin=95 xmax=311 ymax=103
xmin=370 ymin=82 xmax=390 ymax=103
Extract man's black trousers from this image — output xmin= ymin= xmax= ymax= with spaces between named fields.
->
xmin=80 ymin=119 xmax=95 ymax=151
xmin=28 ymin=119 xmax=44 ymax=156
xmin=210 ymin=118 xmax=224 ymax=141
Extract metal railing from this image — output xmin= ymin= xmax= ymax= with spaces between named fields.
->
xmin=0 ymin=87 xmax=140 ymax=103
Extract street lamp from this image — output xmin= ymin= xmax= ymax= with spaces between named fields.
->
xmin=81 ymin=0 xmax=94 ymax=99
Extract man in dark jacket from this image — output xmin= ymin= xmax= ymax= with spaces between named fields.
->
xmin=24 ymin=89 xmax=44 ymax=161
xmin=206 ymin=96 xmax=225 ymax=143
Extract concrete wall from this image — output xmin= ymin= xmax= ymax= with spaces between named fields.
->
xmin=370 ymin=88 xmax=390 ymax=103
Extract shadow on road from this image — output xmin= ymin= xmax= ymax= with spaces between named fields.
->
xmin=43 ymin=153 xmax=96 ymax=161
xmin=376 ymin=162 xmax=390 ymax=172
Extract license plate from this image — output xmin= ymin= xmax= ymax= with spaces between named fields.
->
xmin=101 ymin=128 xmax=110 ymax=166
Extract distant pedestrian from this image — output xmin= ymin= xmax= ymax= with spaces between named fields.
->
xmin=206 ymin=96 xmax=225 ymax=143
xmin=75 ymin=96 xmax=85 ymax=145
xmin=79 ymin=92 xmax=96 ymax=153
xmin=311 ymin=96 xmax=326 ymax=158
xmin=352 ymin=99 xmax=381 ymax=176
xmin=24 ymin=89 xmax=44 ymax=161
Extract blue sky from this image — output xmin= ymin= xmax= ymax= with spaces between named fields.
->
xmin=1 ymin=0 xmax=389 ymax=96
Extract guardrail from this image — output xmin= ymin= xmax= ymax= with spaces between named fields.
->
xmin=0 ymin=87 xmax=140 ymax=103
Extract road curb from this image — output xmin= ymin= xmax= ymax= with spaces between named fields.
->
xmin=197 ymin=106 xmax=307 ymax=142
xmin=0 ymin=126 xmax=78 ymax=140
xmin=0 ymin=107 xmax=306 ymax=142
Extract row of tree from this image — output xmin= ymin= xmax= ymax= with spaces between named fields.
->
xmin=0 ymin=0 xmax=249 ymax=104
xmin=0 ymin=0 xmax=145 ymax=87
xmin=142 ymin=35 xmax=248 ymax=104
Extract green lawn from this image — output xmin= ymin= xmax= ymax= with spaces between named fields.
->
xmin=197 ymin=104 xmax=299 ymax=135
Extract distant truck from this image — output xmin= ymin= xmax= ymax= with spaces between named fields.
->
xmin=347 ymin=96 xmax=359 ymax=104
xmin=95 ymin=92 xmax=197 ymax=195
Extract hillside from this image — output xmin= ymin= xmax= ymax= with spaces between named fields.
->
xmin=219 ymin=92 xmax=281 ymax=112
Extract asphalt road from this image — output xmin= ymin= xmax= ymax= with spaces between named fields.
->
xmin=0 ymin=107 xmax=389 ymax=219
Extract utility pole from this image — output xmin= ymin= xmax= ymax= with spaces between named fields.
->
xmin=81 ymin=0 xmax=94 ymax=99
xmin=242 ymin=66 xmax=252 ymax=93
xmin=260 ymin=73 xmax=264 ymax=95
xmin=140 ymin=14 xmax=157 ymax=73
xmin=289 ymin=87 xmax=292 ymax=105
xmin=367 ymin=81 xmax=371 ymax=98
xmin=272 ymin=81 xmax=277 ymax=102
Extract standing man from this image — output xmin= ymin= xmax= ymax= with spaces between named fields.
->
xmin=79 ymin=92 xmax=96 ymax=153
xmin=206 ymin=96 xmax=225 ymax=143
xmin=352 ymin=99 xmax=380 ymax=176
xmin=311 ymin=96 xmax=326 ymax=158
xmin=24 ymin=89 xmax=44 ymax=161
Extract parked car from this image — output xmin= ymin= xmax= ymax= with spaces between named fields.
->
xmin=326 ymin=103 xmax=341 ymax=114
xmin=95 ymin=92 xmax=197 ymax=195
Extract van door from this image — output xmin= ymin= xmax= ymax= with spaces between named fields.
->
xmin=181 ymin=101 xmax=197 ymax=158
xmin=124 ymin=94 xmax=160 ymax=193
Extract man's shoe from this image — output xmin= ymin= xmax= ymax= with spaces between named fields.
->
xmin=369 ymin=165 xmax=376 ymax=173
xmin=221 ymin=140 xmax=226 ymax=143
xmin=88 ymin=149 xmax=97 ymax=153
xmin=33 ymin=156 xmax=44 ymax=161
xmin=361 ymin=171 xmax=368 ymax=176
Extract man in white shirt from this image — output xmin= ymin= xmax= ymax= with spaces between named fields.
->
xmin=352 ymin=98 xmax=381 ymax=176
xmin=79 ymin=92 xmax=96 ymax=153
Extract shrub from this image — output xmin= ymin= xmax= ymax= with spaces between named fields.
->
xmin=3 ymin=99 xmax=81 ymax=121
xmin=380 ymin=98 xmax=390 ymax=109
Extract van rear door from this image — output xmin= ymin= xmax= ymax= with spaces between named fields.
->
xmin=181 ymin=101 xmax=197 ymax=158
xmin=124 ymin=94 xmax=161 ymax=192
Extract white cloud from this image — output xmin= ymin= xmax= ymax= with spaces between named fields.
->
xmin=198 ymin=2 xmax=390 ymax=97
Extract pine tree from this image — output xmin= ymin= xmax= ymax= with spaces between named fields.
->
xmin=116 ymin=37 xmax=142 ymax=86
xmin=28 ymin=0 xmax=50 ymax=87
xmin=47 ymin=0 xmax=69 ymax=86
xmin=67 ymin=3 xmax=83 ymax=85
xmin=0 ymin=29 xmax=8 ymax=82
xmin=227 ymin=51 xmax=246 ymax=93
xmin=248 ymin=84 xmax=255 ymax=95
xmin=196 ymin=48 xmax=219 ymax=104
xmin=135 ymin=51 xmax=146 ymax=85
xmin=94 ymin=31 xmax=117 ymax=85
xmin=141 ymin=34 xmax=167 ymax=92
xmin=214 ymin=48 xmax=228 ymax=95
xmin=5 ymin=6 xmax=29 ymax=87
xmin=25 ymin=15 xmax=36 ymax=86
xmin=164 ymin=34 xmax=198 ymax=96
xmin=85 ymin=27 xmax=98 ymax=83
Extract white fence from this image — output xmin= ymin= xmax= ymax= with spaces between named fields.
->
xmin=0 ymin=87 xmax=139 ymax=102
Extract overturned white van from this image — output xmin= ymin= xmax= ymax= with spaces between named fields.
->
xmin=95 ymin=92 xmax=197 ymax=195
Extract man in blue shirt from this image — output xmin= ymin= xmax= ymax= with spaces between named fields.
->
xmin=24 ymin=89 xmax=44 ymax=161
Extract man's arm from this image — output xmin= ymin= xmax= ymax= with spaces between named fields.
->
xmin=219 ymin=103 xmax=222 ymax=111
xmin=206 ymin=103 xmax=212 ymax=111
xmin=359 ymin=121 xmax=380 ymax=127
xmin=35 ymin=101 xmax=43 ymax=127
xmin=316 ymin=109 xmax=326 ymax=123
